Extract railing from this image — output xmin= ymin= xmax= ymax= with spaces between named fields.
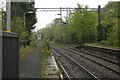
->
xmin=0 ymin=31 xmax=19 ymax=79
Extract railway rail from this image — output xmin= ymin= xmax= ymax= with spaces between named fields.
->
xmin=79 ymin=45 xmax=120 ymax=62
xmin=70 ymin=48 xmax=119 ymax=65
xmin=52 ymin=53 xmax=71 ymax=80
xmin=82 ymin=45 xmax=120 ymax=56
xmin=50 ymin=45 xmax=120 ymax=79
xmin=51 ymin=46 xmax=100 ymax=80
xmin=64 ymin=48 xmax=120 ymax=75
xmin=51 ymin=49 xmax=74 ymax=79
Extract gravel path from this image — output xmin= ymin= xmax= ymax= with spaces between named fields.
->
xmin=19 ymin=49 xmax=42 ymax=78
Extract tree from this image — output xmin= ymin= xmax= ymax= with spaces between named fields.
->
xmin=106 ymin=24 xmax=118 ymax=46
xmin=69 ymin=4 xmax=98 ymax=44
xmin=38 ymin=18 xmax=67 ymax=43
xmin=25 ymin=12 xmax=37 ymax=34
xmin=11 ymin=2 xmax=37 ymax=33
xmin=38 ymin=4 xmax=98 ymax=45
xmin=11 ymin=2 xmax=37 ymax=46
xmin=100 ymin=1 xmax=119 ymax=46
xmin=11 ymin=17 xmax=28 ymax=40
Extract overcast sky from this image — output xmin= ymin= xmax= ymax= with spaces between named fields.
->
xmin=0 ymin=0 xmax=119 ymax=31
xmin=34 ymin=0 xmax=119 ymax=30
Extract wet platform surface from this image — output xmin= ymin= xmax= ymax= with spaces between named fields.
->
xmin=19 ymin=49 xmax=42 ymax=78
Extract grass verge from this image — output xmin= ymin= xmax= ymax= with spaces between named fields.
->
xmin=20 ymin=46 xmax=35 ymax=59
xmin=39 ymin=41 xmax=51 ymax=79
xmin=40 ymin=54 xmax=48 ymax=79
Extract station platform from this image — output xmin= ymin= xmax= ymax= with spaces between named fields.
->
xmin=46 ymin=54 xmax=63 ymax=79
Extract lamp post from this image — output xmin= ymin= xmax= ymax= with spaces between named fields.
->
xmin=0 ymin=16 xmax=1 ymax=30
xmin=6 ymin=0 xmax=11 ymax=32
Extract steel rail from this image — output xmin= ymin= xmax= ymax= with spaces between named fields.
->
xmin=52 ymin=47 xmax=100 ymax=80
xmin=54 ymin=56 xmax=71 ymax=80
xmin=70 ymin=48 xmax=119 ymax=65
xmin=65 ymin=48 xmax=120 ymax=75
xmin=51 ymin=49 xmax=71 ymax=80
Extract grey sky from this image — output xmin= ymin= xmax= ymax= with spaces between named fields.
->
xmin=34 ymin=0 xmax=119 ymax=30
xmin=0 ymin=0 xmax=119 ymax=31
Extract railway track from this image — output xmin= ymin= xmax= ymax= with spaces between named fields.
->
xmin=80 ymin=45 xmax=120 ymax=62
xmin=62 ymin=49 xmax=120 ymax=78
xmin=51 ymin=49 xmax=74 ymax=79
xmin=70 ymin=48 xmax=119 ymax=65
xmin=82 ymin=45 xmax=120 ymax=56
xmin=52 ymin=53 xmax=71 ymax=80
xmin=64 ymin=48 xmax=120 ymax=75
xmin=51 ymin=47 xmax=100 ymax=80
xmin=50 ymin=44 xmax=120 ymax=79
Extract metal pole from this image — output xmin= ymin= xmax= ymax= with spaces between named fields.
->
xmin=66 ymin=7 xmax=68 ymax=23
xmin=24 ymin=13 xmax=26 ymax=28
xmin=69 ymin=7 xmax=72 ymax=23
xmin=98 ymin=5 xmax=101 ymax=42
xmin=60 ymin=7 xmax=62 ymax=23
xmin=1 ymin=2 xmax=3 ymax=31
xmin=24 ymin=13 xmax=27 ymax=47
xmin=0 ymin=12 xmax=1 ymax=30
xmin=6 ymin=0 xmax=11 ymax=32
xmin=69 ymin=7 xmax=70 ymax=19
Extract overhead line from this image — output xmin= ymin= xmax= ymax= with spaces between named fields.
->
xmin=36 ymin=7 xmax=97 ymax=9
xmin=36 ymin=7 xmax=98 ymax=12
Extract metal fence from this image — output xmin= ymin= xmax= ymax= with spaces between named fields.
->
xmin=0 ymin=31 xmax=19 ymax=79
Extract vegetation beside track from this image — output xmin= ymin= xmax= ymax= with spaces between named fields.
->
xmin=51 ymin=42 xmax=119 ymax=51
xmin=37 ymin=2 xmax=119 ymax=48
xmin=38 ymin=39 xmax=51 ymax=78
xmin=20 ymin=34 xmax=40 ymax=59
xmin=40 ymin=53 xmax=48 ymax=79
xmin=50 ymin=42 xmax=78 ymax=48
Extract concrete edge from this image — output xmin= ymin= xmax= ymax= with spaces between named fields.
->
xmin=46 ymin=53 xmax=63 ymax=79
